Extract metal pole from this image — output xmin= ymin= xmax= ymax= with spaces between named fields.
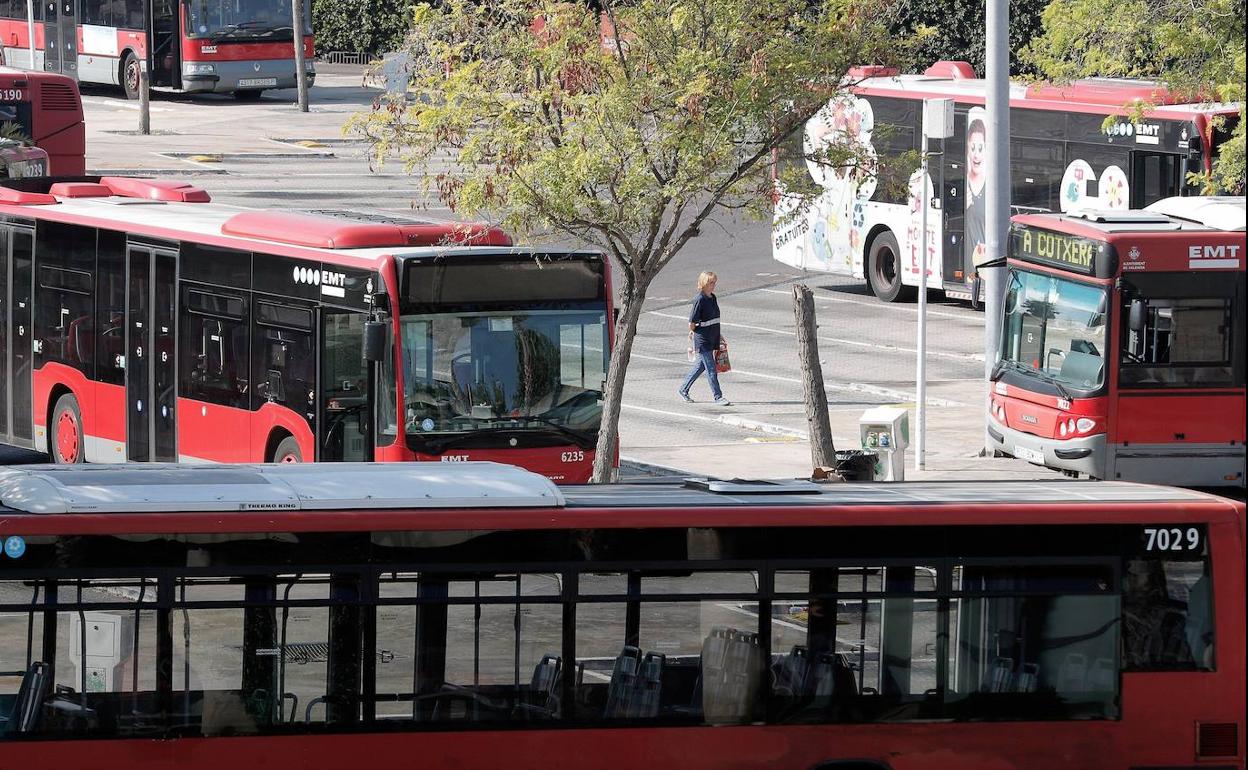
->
xmin=292 ymin=0 xmax=309 ymax=112
xmin=26 ymin=0 xmax=35 ymax=69
xmin=983 ymin=0 xmax=1010 ymax=452
xmin=916 ymin=136 xmax=929 ymax=471
xmin=139 ymin=59 xmax=150 ymax=135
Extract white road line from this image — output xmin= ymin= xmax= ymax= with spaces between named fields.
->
xmin=646 ymin=310 xmax=983 ymax=364
xmin=759 ymin=287 xmax=972 ymax=321
xmin=626 ymin=352 xmax=965 ymax=407
xmin=83 ymin=97 xmax=173 ymax=112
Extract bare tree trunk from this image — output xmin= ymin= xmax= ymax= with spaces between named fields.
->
xmin=592 ymin=293 xmax=645 ymax=483
xmin=793 ymin=284 xmax=836 ymax=468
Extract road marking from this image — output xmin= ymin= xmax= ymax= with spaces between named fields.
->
xmin=626 ymin=352 xmax=965 ymax=407
xmin=646 ymin=311 xmax=983 ymax=364
xmin=759 ymin=287 xmax=971 ymax=321
xmin=83 ymin=97 xmax=173 ymax=112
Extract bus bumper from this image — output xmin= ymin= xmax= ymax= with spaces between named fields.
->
xmin=987 ymin=414 xmax=1106 ymax=478
xmin=182 ymin=60 xmax=316 ymax=93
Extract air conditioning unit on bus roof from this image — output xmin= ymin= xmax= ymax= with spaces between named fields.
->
xmin=220 ymin=210 xmax=513 ymax=250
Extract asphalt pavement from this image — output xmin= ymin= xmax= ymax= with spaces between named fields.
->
xmin=2 ymin=63 xmax=1055 ymax=483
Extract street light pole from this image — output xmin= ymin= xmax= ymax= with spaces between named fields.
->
xmin=983 ymin=0 xmax=1009 ymax=451
xmin=292 ymin=0 xmax=309 ymax=112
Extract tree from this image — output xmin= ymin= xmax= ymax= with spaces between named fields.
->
xmin=1023 ymin=0 xmax=1245 ymax=194
xmin=350 ymin=0 xmax=910 ymax=482
xmin=890 ymin=0 xmax=1048 ymax=76
xmin=313 ymin=0 xmax=416 ymax=55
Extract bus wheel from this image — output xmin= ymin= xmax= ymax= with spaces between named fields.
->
xmin=271 ymin=436 xmax=303 ymax=464
xmin=867 ymin=231 xmax=914 ymax=303
xmin=122 ymin=53 xmax=140 ymax=100
xmin=51 ymin=394 xmax=85 ymax=464
xmin=234 ymin=90 xmax=264 ymax=101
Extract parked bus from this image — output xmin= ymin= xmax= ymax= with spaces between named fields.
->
xmin=0 ymin=0 xmax=314 ymax=99
xmin=987 ymin=196 xmax=1245 ymax=488
xmin=773 ymin=60 xmax=1242 ymax=302
xmin=0 ymin=463 xmax=1243 ymax=769
xmin=0 ymin=176 xmax=612 ymax=482
xmin=0 ymin=67 xmax=84 ymax=174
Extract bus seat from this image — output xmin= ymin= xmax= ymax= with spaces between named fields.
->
xmin=604 ymin=646 xmax=641 ymax=718
xmin=1058 ymin=350 xmax=1103 ymax=389
xmin=702 ymin=629 xmax=762 ymax=723
xmin=772 ymin=645 xmax=811 ymax=698
xmin=67 ymin=315 xmax=93 ymax=364
xmin=982 ymin=657 xmax=1014 ymax=693
xmin=630 ymin=652 xmax=665 ymax=718
xmin=1057 ymin=653 xmax=1088 ymax=691
xmin=1087 ymin=657 xmax=1115 ymax=691
xmin=7 ymin=661 xmax=50 ymax=733
xmin=513 ymin=654 xmax=563 ymax=719
xmin=1014 ymin=662 xmax=1039 ymax=693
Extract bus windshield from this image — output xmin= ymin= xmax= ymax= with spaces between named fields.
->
xmin=185 ymin=0 xmax=308 ymax=40
xmin=398 ymin=309 xmax=607 ymax=448
xmin=1000 ymin=269 xmax=1109 ymax=394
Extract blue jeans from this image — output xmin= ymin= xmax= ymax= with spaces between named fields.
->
xmin=680 ymin=349 xmax=722 ymax=400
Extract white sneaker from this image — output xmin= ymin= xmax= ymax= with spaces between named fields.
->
xmin=713 ymin=397 xmax=732 ymax=406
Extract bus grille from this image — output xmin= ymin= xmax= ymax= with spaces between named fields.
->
xmin=1197 ymin=722 xmax=1239 ymax=759
xmin=40 ymin=82 xmax=81 ymax=111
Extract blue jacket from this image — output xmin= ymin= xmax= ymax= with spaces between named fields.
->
xmin=689 ymin=292 xmax=721 ymax=352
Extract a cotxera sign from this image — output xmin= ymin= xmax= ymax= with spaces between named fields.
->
xmin=1009 ymin=225 xmax=1114 ymax=277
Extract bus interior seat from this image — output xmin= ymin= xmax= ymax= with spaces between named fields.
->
xmin=981 ymin=656 xmax=1014 ymax=693
xmin=67 ymin=315 xmax=94 ymax=364
xmin=772 ymin=645 xmax=811 ymax=698
xmin=1058 ymin=350 xmax=1103 ymax=388
xmin=632 ymin=652 xmax=665 ymax=718
xmin=5 ymin=661 xmax=50 ymax=734
xmin=1086 ymin=657 xmax=1116 ymax=691
xmin=512 ymin=654 xmax=563 ymax=719
xmin=1014 ymin=662 xmax=1040 ymax=693
xmin=701 ymin=628 xmax=762 ymax=723
xmin=1057 ymin=653 xmax=1088 ymax=691
xmin=603 ymin=646 xmax=641 ymax=717
xmin=810 ymin=652 xmax=857 ymax=706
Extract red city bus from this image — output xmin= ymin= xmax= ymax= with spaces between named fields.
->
xmin=772 ymin=61 xmax=1242 ymax=302
xmin=0 ymin=0 xmax=313 ymax=99
xmin=987 ymin=196 xmax=1245 ymax=488
xmin=0 ymin=463 xmax=1243 ymax=769
xmin=0 ymin=176 xmax=612 ymax=482
xmin=0 ymin=67 xmax=84 ymax=175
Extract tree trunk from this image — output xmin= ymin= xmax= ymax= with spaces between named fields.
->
xmin=793 ymin=284 xmax=836 ymax=468
xmin=592 ymin=292 xmax=646 ymax=483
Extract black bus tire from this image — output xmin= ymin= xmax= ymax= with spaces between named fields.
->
xmin=271 ymin=435 xmax=303 ymax=464
xmin=867 ymin=230 xmax=914 ymax=303
xmin=121 ymin=53 xmax=140 ymax=100
xmin=51 ymin=394 xmax=86 ymax=464
xmin=234 ymin=90 xmax=264 ymax=101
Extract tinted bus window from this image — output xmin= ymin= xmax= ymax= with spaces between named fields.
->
xmin=179 ymin=286 xmax=250 ymax=409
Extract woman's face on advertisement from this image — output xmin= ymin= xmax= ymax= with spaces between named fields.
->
xmin=969 ymin=129 xmax=986 ymax=173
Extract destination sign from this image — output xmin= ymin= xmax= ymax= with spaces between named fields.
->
xmin=1009 ymin=226 xmax=1112 ymax=277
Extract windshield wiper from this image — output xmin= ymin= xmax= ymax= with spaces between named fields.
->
xmin=417 ymin=421 xmax=596 ymax=454
xmin=993 ymin=358 xmax=1074 ymax=400
xmin=521 ymin=415 xmax=597 ymax=449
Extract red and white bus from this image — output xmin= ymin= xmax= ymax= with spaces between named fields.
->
xmin=987 ymin=196 xmax=1245 ymax=488
xmin=0 ymin=67 xmax=84 ymax=175
xmin=773 ymin=61 xmax=1242 ymax=302
xmin=0 ymin=0 xmax=313 ymax=99
xmin=0 ymin=176 xmax=612 ymax=482
xmin=0 ymin=463 xmax=1243 ymax=769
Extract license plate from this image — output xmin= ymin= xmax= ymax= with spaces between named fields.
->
xmin=1013 ymin=445 xmax=1044 ymax=464
xmin=238 ymin=77 xmax=277 ymax=87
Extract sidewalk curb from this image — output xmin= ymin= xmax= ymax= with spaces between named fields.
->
xmin=620 ymin=456 xmax=697 ymax=478
xmin=717 ymin=415 xmax=807 ymax=438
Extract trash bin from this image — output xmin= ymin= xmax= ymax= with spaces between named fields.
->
xmin=859 ymin=406 xmax=910 ymax=481
xmin=835 ymin=450 xmax=878 ymax=482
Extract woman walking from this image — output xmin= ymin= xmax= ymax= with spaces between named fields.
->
xmin=678 ymin=271 xmax=731 ymax=406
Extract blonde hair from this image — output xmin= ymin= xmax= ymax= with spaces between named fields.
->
xmin=697 ymin=271 xmax=718 ymax=291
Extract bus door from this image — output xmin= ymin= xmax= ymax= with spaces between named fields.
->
xmin=42 ymin=0 xmax=78 ymax=77
xmin=2 ymin=227 xmax=35 ymax=449
xmin=1130 ymin=152 xmax=1183 ymax=208
xmin=940 ymin=109 xmax=968 ymax=288
xmin=125 ymin=245 xmax=178 ymax=462
xmin=319 ymin=309 xmax=371 ymax=461
xmin=148 ymin=0 xmax=180 ymax=89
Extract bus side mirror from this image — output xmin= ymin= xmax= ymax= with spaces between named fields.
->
xmin=363 ymin=320 xmax=388 ymax=363
xmin=1128 ymin=299 xmax=1146 ymax=334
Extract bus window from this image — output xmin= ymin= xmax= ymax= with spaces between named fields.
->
xmin=1121 ymin=293 xmax=1236 ymax=387
xmin=1122 ymin=557 xmax=1213 ymax=671
xmin=947 ymin=562 xmax=1120 ymax=720
xmin=179 ymin=288 xmax=250 ymax=409
xmin=253 ymin=301 xmax=315 ymax=430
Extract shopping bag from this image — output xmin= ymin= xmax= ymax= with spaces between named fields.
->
xmin=714 ymin=343 xmax=731 ymax=373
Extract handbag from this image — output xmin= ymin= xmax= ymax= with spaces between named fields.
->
xmin=714 ymin=342 xmax=731 ymax=373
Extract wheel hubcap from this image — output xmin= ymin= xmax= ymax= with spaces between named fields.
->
xmin=56 ymin=410 xmax=80 ymax=463
xmin=279 ymin=452 xmax=300 ymax=464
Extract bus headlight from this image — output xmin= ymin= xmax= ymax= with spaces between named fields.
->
xmin=1076 ymin=418 xmax=1096 ymax=433
xmin=183 ymin=62 xmax=216 ymax=75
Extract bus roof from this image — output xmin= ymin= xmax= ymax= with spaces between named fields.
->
xmin=1014 ymin=197 xmax=1247 ymax=236
xmin=0 ymin=177 xmax=541 ymax=268
xmin=1 ymin=463 xmax=1239 ymax=531
xmin=853 ymin=65 xmax=1241 ymax=121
